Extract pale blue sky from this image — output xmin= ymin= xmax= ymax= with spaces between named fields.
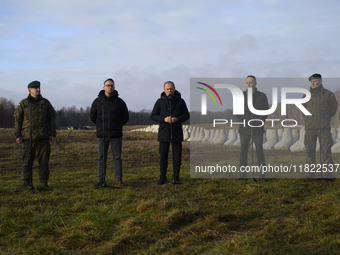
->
xmin=1 ymin=0 xmax=339 ymax=111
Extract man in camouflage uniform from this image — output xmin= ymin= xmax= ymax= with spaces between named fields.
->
xmin=14 ymin=80 xmax=56 ymax=189
xmin=303 ymin=74 xmax=338 ymax=179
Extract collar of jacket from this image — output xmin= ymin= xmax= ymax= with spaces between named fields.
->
xmin=98 ymin=90 xmax=118 ymax=100
xmin=28 ymin=94 xmax=42 ymax=103
xmin=161 ymin=90 xmax=181 ymax=102
xmin=310 ymin=84 xmax=324 ymax=95
xmin=243 ymin=87 xmax=258 ymax=95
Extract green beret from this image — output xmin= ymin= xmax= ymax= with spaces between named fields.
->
xmin=308 ymin=73 xmax=322 ymax=81
xmin=28 ymin=80 xmax=40 ymax=88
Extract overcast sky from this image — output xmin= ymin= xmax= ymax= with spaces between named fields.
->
xmin=1 ymin=0 xmax=339 ymax=111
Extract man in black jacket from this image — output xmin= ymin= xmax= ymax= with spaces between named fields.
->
xmin=238 ymin=75 xmax=269 ymax=180
xmin=151 ymin=81 xmax=190 ymax=185
xmin=90 ymin=78 xmax=129 ymax=187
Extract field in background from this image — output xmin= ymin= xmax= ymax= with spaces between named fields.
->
xmin=1 ymin=127 xmax=340 ymax=254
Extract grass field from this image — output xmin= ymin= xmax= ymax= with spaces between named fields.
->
xmin=1 ymin=127 xmax=340 ymax=254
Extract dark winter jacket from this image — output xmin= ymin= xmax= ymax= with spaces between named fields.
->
xmin=90 ymin=90 xmax=129 ymax=138
xmin=237 ymin=88 xmax=269 ymax=135
xmin=14 ymin=94 xmax=56 ymax=141
xmin=303 ymin=85 xmax=338 ymax=130
xmin=151 ymin=90 xmax=190 ymax=143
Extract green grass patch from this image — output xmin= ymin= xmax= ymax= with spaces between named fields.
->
xmin=1 ymin=127 xmax=340 ymax=254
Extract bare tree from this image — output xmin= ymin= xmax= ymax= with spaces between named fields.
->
xmin=0 ymin=97 xmax=15 ymax=128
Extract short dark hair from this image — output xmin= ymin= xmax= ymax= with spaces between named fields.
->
xmin=104 ymin=78 xmax=115 ymax=85
xmin=246 ymin=75 xmax=256 ymax=82
xmin=164 ymin=81 xmax=175 ymax=88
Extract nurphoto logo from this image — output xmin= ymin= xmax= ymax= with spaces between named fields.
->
xmin=197 ymin=82 xmax=311 ymax=116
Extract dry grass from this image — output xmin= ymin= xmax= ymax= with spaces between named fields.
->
xmin=1 ymin=127 xmax=340 ymax=254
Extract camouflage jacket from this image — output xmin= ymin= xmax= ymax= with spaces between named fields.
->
xmin=14 ymin=94 xmax=57 ymax=141
xmin=303 ymin=85 xmax=338 ymax=130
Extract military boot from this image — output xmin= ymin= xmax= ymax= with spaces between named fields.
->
xmin=41 ymin=181 xmax=51 ymax=190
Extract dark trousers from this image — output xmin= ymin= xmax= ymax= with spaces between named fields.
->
xmin=159 ymin=142 xmax=182 ymax=180
xmin=97 ymin=137 xmax=123 ymax=183
xmin=304 ymin=129 xmax=334 ymax=165
xmin=22 ymin=139 xmax=51 ymax=185
xmin=239 ymin=134 xmax=265 ymax=178
xmin=304 ymin=129 xmax=334 ymax=178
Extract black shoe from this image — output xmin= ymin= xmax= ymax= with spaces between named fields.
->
xmin=22 ymin=183 xmax=30 ymax=188
xmin=117 ymin=181 xmax=125 ymax=187
xmin=94 ymin=181 xmax=103 ymax=187
xmin=158 ymin=177 xmax=167 ymax=186
xmin=21 ymin=180 xmax=31 ymax=187
xmin=172 ymin=179 xmax=183 ymax=185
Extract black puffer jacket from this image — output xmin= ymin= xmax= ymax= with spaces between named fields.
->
xmin=237 ymin=88 xmax=269 ymax=135
xmin=151 ymin=90 xmax=190 ymax=142
xmin=90 ymin=90 xmax=129 ymax=138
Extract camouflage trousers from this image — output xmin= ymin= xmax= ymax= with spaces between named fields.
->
xmin=22 ymin=139 xmax=51 ymax=185
xmin=304 ymin=129 xmax=334 ymax=178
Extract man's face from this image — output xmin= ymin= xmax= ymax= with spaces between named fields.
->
xmin=103 ymin=80 xmax=115 ymax=95
xmin=164 ymin=83 xmax=175 ymax=97
xmin=246 ymin=77 xmax=257 ymax=89
xmin=28 ymin=87 xmax=41 ymax=99
xmin=310 ymin=78 xmax=322 ymax=89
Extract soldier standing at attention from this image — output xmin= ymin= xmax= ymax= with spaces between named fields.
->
xmin=14 ymin=81 xmax=56 ymax=189
xmin=303 ymin=74 xmax=338 ymax=179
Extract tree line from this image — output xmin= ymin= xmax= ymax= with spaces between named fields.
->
xmin=0 ymin=99 xmax=159 ymax=128
xmin=0 ymin=97 xmax=15 ymax=128
xmin=56 ymin=107 xmax=157 ymax=127
xmin=1 ymin=90 xmax=340 ymax=128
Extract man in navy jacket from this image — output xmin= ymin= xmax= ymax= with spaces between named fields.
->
xmin=151 ymin=81 xmax=190 ymax=185
xmin=90 ymin=78 xmax=129 ymax=187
